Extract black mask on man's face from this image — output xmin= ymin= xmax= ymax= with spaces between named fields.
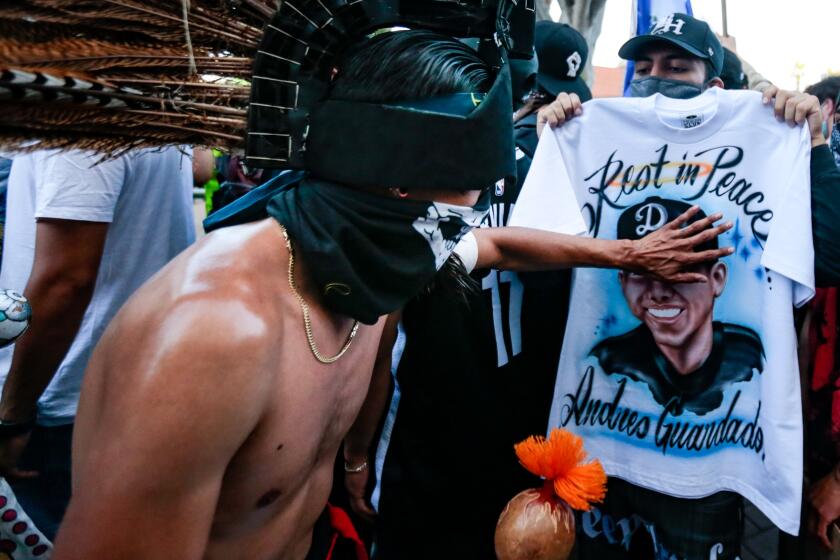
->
xmin=268 ymin=178 xmax=490 ymax=324
xmin=629 ymin=76 xmax=703 ymax=99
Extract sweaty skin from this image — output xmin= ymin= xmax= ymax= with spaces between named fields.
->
xmin=53 ymin=218 xmax=384 ymax=560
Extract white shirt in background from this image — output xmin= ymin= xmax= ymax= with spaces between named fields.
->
xmin=0 ymin=147 xmax=195 ymax=425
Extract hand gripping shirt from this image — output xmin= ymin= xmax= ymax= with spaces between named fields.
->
xmin=510 ymin=88 xmax=814 ymax=535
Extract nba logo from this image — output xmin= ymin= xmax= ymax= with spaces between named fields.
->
xmin=495 ymin=179 xmax=505 ymax=196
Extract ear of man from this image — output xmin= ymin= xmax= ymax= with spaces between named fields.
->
xmin=706 ymin=77 xmax=725 ymax=90
xmin=710 ymin=261 xmax=728 ymax=297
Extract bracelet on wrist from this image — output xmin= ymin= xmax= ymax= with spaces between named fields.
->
xmin=344 ymin=459 xmax=368 ymax=473
xmin=0 ymin=417 xmax=36 ymax=438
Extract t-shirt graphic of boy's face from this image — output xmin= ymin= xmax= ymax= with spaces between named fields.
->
xmin=589 ymin=197 xmax=763 ymax=416
xmin=619 ymin=261 xmax=727 ymax=375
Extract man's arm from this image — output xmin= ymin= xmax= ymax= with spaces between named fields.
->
xmin=53 ymin=301 xmax=271 ymax=559
xmin=343 ymin=311 xmax=400 ymax=520
xmin=810 ymin=145 xmax=840 ymax=286
xmin=192 ymin=148 xmax=216 ymax=186
xmin=0 ymin=219 xmax=107 ymax=474
xmin=716 ymin=35 xmax=773 ymax=93
xmin=473 ymin=206 xmax=733 ymax=283
xmin=739 ymin=57 xmax=773 ymax=93
xmin=808 ymin=464 xmax=840 ymax=549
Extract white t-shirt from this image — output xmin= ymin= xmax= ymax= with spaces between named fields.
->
xmin=0 ymin=148 xmax=195 ymax=425
xmin=510 ymin=88 xmax=814 ymax=535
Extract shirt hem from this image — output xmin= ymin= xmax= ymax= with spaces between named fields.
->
xmin=603 ymin=461 xmax=800 ymax=535
xmin=34 ymin=210 xmax=114 ymax=223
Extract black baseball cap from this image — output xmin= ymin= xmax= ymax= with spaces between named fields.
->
xmin=617 ymin=197 xmax=718 ymax=253
xmin=534 ymin=21 xmax=592 ymax=102
xmin=618 ymin=13 xmax=724 ymax=78
xmin=720 ymin=47 xmax=747 ymax=90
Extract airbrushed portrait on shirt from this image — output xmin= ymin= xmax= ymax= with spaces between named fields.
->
xmin=589 ymin=197 xmax=765 ymax=418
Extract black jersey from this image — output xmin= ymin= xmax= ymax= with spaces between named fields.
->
xmin=373 ymin=116 xmax=572 ymax=559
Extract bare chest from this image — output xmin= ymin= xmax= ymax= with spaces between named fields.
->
xmin=207 ymin=317 xmax=383 ymax=548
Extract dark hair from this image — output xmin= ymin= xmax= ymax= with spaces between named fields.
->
xmin=703 ymin=60 xmax=718 ymax=84
xmin=421 ymin=252 xmax=481 ymax=303
xmin=805 ymin=76 xmax=840 ymax=105
xmin=719 ymin=48 xmax=746 ymax=90
xmin=330 ymin=29 xmax=492 ymax=102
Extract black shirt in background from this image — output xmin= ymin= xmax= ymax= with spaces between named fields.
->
xmin=374 ymin=118 xmax=571 ymax=559
xmin=811 ymin=143 xmax=840 ymax=287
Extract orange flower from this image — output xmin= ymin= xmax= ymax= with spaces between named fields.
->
xmin=514 ymin=428 xmax=606 ymax=511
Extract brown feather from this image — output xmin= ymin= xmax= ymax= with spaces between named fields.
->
xmin=0 ymin=0 xmax=282 ymax=152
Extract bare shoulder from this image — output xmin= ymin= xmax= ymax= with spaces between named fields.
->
xmin=88 ymin=219 xmax=291 ymax=408
xmin=63 ymin=222 xmax=297 ymax=559
xmin=125 ymin=218 xmax=287 ymax=333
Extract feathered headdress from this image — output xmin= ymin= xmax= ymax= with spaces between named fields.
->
xmin=0 ymin=0 xmax=531 ymax=188
xmin=0 ymin=0 xmax=274 ymax=153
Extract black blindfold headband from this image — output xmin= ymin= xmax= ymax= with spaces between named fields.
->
xmin=305 ymin=65 xmax=514 ymax=190
xmin=245 ymin=0 xmax=529 ymax=190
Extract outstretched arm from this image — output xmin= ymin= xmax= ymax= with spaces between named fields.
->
xmin=473 ymin=206 xmax=733 ymax=283
xmin=53 ymin=300 xmax=272 ymax=560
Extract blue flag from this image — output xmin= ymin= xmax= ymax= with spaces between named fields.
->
xmin=623 ymin=0 xmax=693 ymax=95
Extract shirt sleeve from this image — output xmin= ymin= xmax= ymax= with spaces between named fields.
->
xmin=35 ymin=151 xmax=128 ymax=223
xmin=452 ymin=231 xmax=478 ymax=273
xmin=809 ymin=144 xmax=840 ymax=287
xmin=761 ymin=125 xmax=815 ymax=307
xmin=739 ymin=57 xmax=773 ymax=94
xmin=508 ymin=127 xmax=586 ymax=235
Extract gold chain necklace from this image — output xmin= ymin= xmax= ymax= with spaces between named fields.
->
xmin=280 ymin=225 xmax=360 ymax=364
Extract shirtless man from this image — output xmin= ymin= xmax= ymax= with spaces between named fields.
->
xmin=48 ymin=29 xmax=730 ymax=560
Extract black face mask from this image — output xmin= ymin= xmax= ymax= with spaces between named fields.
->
xmin=629 ymin=76 xmax=703 ymax=99
xmin=267 ymin=178 xmax=490 ymax=324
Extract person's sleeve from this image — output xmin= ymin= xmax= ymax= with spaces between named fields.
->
xmin=810 ymin=144 xmax=840 ymax=287
xmin=508 ymin=128 xmax=586 ymax=235
xmin=739 ymin=57 xmax=773 ymax=93
xmin=762 ymin=125 xmax=815 ymax=307
xmin=453 ymin=232 xmax=478 ymax=273
xmin=35 ymin=150 xmax=127 ymax=223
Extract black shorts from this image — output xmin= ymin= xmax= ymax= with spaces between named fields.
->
xmin=576 ymin=477 xmax=743 ymax=560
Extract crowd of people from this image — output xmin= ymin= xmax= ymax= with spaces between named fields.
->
xmin=1 ymin=4 xmax=840 ymax=560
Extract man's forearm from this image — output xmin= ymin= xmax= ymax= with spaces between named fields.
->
xmin=0 ymin=274 xmax=96 ymax=420
xmin=344 ymin=313 xmax=399 ymax=462
xmin=739 ymin=57 xmax=772 ymax=94
xmin=474 ymin=213 xmax=731 ymax=284
xmin=344 ymin=359 xmax=392 ymax=462
xmin=474 ymin=227 xmax=633 ymax=272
